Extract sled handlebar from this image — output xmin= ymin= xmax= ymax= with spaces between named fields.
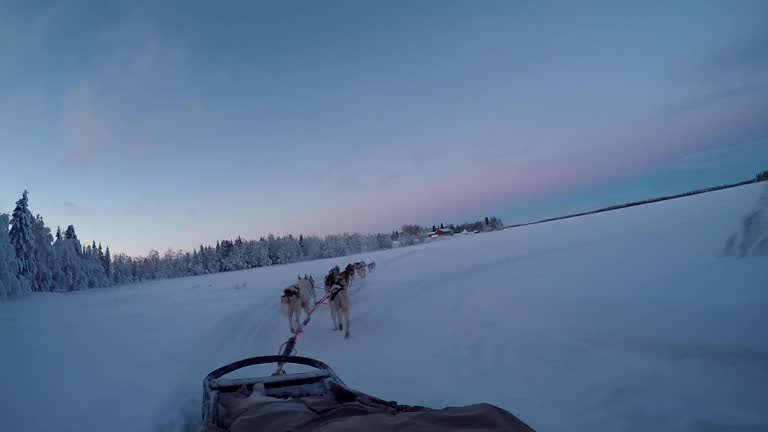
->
xmin=204 ymin=355 xmax=344 ymax=392
xmin=205 ymin=355 xmax=339 ymax=381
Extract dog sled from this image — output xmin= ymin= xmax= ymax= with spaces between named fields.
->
xmin=199 ymin=355 xmax=536 ymax=431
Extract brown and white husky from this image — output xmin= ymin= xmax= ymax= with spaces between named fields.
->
xmin=324 ymin=266 xmax=351 ymax=339
xmin=280 ymin=275 xmax=316 ymax=333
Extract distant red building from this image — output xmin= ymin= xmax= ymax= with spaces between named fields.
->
xmin=427 ymin=228 xmax=454 ymax=237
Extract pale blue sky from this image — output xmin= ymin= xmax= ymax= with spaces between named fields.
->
xmin=1 ymin=0 xmax=767 ymax=255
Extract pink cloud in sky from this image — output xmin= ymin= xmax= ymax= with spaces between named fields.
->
xmin=301 ymin=95 xmax=768 ymax=234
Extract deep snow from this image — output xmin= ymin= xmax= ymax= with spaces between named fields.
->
xmin=1 ymin=184 xmax=767 ymax=432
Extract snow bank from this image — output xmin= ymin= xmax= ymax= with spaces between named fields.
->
xmin=1 ymin=184 xmax=766 ymax=432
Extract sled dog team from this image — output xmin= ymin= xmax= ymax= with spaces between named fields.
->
xmin=280 ymin=260 xmax=375 ymax=339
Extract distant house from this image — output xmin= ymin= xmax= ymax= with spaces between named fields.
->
xmin=427 ymin=228 xmax=454 ymax=238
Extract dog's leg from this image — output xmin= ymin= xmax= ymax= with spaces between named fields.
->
xmin=334 ymin=302 xmax=342 ymax=331
xmin=342 ymin=302 xmax=350 ymax=339
xmin=288 ymin=308 xmax=295 ymax=333
xmin=338 ymin=291 xmax=349 ymax=339
xmin=335 ymin=303 xmax=342 ymax=331
xmin=296 ymin=306 xmax=304 ymax=332
xmin=301 ymin=300 xmax=311 ymax=327
xmin=329 ymin=301 xmax=339 ymax=330
xmin=292 ymin=305 xmax=301 ymax=333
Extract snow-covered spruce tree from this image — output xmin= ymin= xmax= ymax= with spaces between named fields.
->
xmin=183 ymin=251 xmax=193 ymax=275
xmin=64 ymin=225 xmax=76 ymax=240
xmin=266 ymin=235 xmax=278 ymax=264
xmin=52 ymin=235 xmax=83 ymax=291
xmin=51 ymin=225 xmax=107 ymax=291
xmin=82 ymin=241 xmax=109 ymax=288
xmin=63 ymin=224 xmax=82 ymax=254
xmin=110 ymin=253 xmax=137 ymax=285
xmin=0 ymin=213 xmax=24 ymax=301
xmin=192 ymin=246 xmax=205 ymax=274
xmin=31 ymin=215 xmax=54 ymax=292
xmin=231 ymin=237 xmax=247 ymax=270
xmin=375 ymin=233 xmax=393 ymax=249
xmin=98 ymin=243 xmax=106 ymax=274
xmin=219 ymin=240 xmax=236 ymax=271
xmin=9 ymin=191 xmax=37 ymax=292
xmin=278 ymin=235 xmax=301 ymax=264
xmin=103 ymin=246 xmax=111 ymax=278
xmin=196 ymin=245 xmax=206 ymax=274
xmin=210 ymin=242 xmax=222 ymax=273
xmin=300 ymin=235 xmax=321 ymax=260
xmin=254 ymin=239 xmax=271 ymax=267
xmin=146 ymin=249 xmax=160 ymax=280
xmin=345 ymin=233 xmax=364 ymax=255
xmin=113 ymin=253 xmax=135 ymax=285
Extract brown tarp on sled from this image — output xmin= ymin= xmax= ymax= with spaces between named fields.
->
xmin=200 ymin=392 xmax=535 ymax=432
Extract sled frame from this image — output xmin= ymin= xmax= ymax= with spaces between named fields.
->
xmin=202 ymin=355 xmax=398 ymax=426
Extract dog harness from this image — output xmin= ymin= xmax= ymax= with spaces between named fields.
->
xmin=282 ymin=286 xmax=299 ymax=299
xmin=329 ymin=285 xmax=344 ymax=302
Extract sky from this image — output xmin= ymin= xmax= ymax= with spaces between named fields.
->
xmin=1 ymin=0 xmax=767 ymax=256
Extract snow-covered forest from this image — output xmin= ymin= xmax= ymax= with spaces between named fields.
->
xmin=0 ymin=190 xmax=504 ymax=301
xmin=0 ymin=191 xmax=116 ymax=301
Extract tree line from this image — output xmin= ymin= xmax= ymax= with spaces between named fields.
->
xmin=393 ymin=216 xmax=504 ymax=246
xmin=1 ymin=190 xmax=504 ymax=301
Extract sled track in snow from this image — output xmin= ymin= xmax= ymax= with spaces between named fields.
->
xmin=152 ymin=299 xmax=284 ymax=432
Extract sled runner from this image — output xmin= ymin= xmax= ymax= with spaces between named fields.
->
xmin=200 ymin=355 xmax=535 ymax=431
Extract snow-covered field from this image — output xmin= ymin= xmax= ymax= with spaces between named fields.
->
xmin=2 ymin=184 xmax=767 ymax=432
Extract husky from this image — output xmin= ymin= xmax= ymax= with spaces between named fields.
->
xmin=367 ymin=261 xmax=376 ymax=273
xmin=343 ymin=263 xmax=357 ymax=285
xmin=324 ymin=266 xmax=351 ymax=339
xmin=353 ymin=261 xmax=367 ymax=279
xmin=280 ymin=275 xmax=316 ymax=333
